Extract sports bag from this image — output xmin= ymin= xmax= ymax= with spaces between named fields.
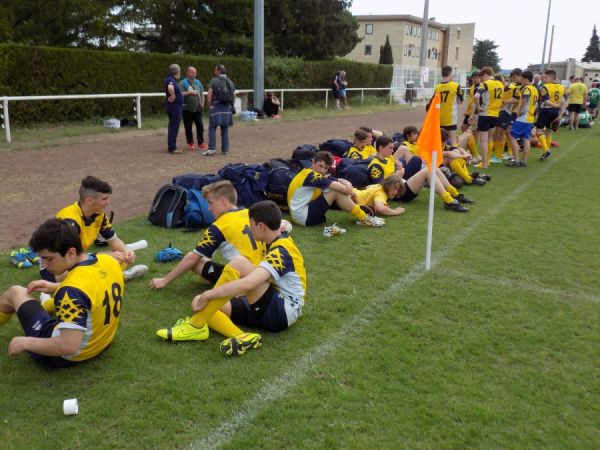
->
xmin=148 ymin=184 xmax=187 ymax=228
xmin=336 ymin=158 xmax=370 ymax=188
xmin=319 ymin=139 xmax=352 ymax=157
xmin=265 ymin=167 xmax=296 ymax=209
xmin=172 ymin=173 xmax=222 ymax=191
xmin=218 ymin=163 xmax=268 ymax=208
xmin=184 ymin=189 xmax=216 ymax=229
xmin=263 ymin=158 xmax=309 ymax=173
xmin=292 ymin=144 xmax=318 ymax=161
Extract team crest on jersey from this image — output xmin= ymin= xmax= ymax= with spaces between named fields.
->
xmin=370 ymin=166 xmax=382 ymax=180
xmin=197 ymin=229 xmax=217 ymax=248
xmin=56 ymin=291 xmax=84 ymax=322
xmin=98 ymin=269 xmax=108 ymax=279
xmin=265 ymin=248 xmax=285 ymax=272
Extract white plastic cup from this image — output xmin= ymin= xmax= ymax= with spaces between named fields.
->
xmin=126 ymin=240 xmax=148 ymax=251
xmin=63 ymin=398 xmax=79 ymax=415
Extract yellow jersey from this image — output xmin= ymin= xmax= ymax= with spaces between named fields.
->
xmin=477 ymin=79 xmax=504 ymax=117
xmin=368 ymin=156 xmax=397 ymax=183
xmin=541 ymin=82 xmax=565 ymax=108
xmin=434 ymin=80 xmax=463 ymax=126
xmin=194 ymin=208 xmax=265 ymax=264
xmin=464 ymin=83 xmax=479 ymax=116
xmin=56 ymin=202 xmax=115 ymax=252
xmin=346 ymin=144 xmax=376 ymax=160
xmin=288 ymin=168 xmax=335 ymax=225
xmin=353 ymin=184 xmax=389 ymax=207
xmin=401 ymin=140 xmax=419 ymax=156
xmin=515 ymin=85 xmax=539 ymax=124
xmin=502 ymin=83 xmax=519 ymax=113
xmin=567 ymin=82 xmax=587 ymax=105
xmin=52 ymin=254 xmax=124 ymax=362
xmin=260 ymin=234 xmax=306 ymax=303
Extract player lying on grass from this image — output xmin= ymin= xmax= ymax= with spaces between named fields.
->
xmin=0 ymin=219 xmax=124 ymax=367
xmin=352 ymin=175 xmax=406 ymax=216
xmin=287 ymin=150 xmax=385 ymax=227
xmin=149 ymin=180 xmax=264 ymax=290
xmin=156 ymin=201 xmax=306 ymax=356
xmin=371 ymin=135 xmax=472 ymax=212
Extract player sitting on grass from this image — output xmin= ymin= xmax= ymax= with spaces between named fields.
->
xmin=392 ymin=126 xmax=420 ymax=163
xmin=0 ymin=219 xmax=124 ymax=367
xmin=345 ymin=129 xmax=375 ymax=160
xmin=441 ymin=129 xmax=489 ymax=186
xmin=367 ymin=135 xmax=404 ymax=184
xmin=55 ymin=176 xmax=146 ymax=282
xmin=149 ymin=180 xmax=264 ymax=290
xmin=287 ymin=151 xmax=385 ymax=227
xmin=156 ymin=201 xmax=306 ymax=356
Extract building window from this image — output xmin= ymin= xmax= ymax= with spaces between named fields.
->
xmin=405 ymin=25 xmax=410 ymax=35
xmin=365 ymin=45 xmax=372 ymax=56
xmin=428 ymin=49 xmax=431 ymax=59
xmin=365 ymin=23 xmax=373 ymax=35
xmin=417 ymin=27 xmax=421 ymax=37
xmin=455 ymin=46 xmax=459 ymax=60
xmin=457 ymin=29 xmax=461 ymax=40
xmin=403 ymin=44 xmax=408 ymax=56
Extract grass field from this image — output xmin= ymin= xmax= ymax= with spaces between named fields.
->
xmin=1 ymin=125 xmax=600 ymax=449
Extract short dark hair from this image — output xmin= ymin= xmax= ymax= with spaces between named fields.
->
xmin=314 ymin=151 xmax=333 ymax=166
xmin=216 ymin=64 xmax=227 ymax=74
xmin=249 ymin=201 xmax=282 ymax=231
xmin=402 ymin=126 xmax=418 ymax=139
xmin=354 ymin=129 xmax=369 ymax=141
xmin=442 ymin=65 xmax=453 ymax=77
xmin=510 ymin=68 xmax=522 ymax=77
xmin=544 ymin=69 xmax=556 ymax=79
xmin=358 ymin=126 xmax=373 ymax=134
xmin=375 ymin=135 xmax=393 ymax=150
xmin=521 ymin=70 xmax=534 ymax=82
xmin=79 ymin=176 xmax=112 ymax=200
xmin=29 ymin=218 xmax=83 ymax=256
xmin=480 ymin=66 xmax=493 ymax=76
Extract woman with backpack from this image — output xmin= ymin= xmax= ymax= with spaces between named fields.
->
xmin=204 ymin=64 xmax=235 ymax=157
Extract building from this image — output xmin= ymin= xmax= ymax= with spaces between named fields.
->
xmin=526 ymin=59 xmax=600 ymax=86
xmin=345 ymin=15 xmax=475 ymax=72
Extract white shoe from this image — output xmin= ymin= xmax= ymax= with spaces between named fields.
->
xmin=202 ymin=149 xmax=216 ymax=156
xmin=356 ymin=215 xmax=385 ymax=227
xmin=123 ymin=264 xmax=149 ymax=281
xmin=323 ymin=223 xmax=347 ymax=237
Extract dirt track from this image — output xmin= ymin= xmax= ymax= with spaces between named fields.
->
xmin=0 ymin=108 xmax=425 ymax=251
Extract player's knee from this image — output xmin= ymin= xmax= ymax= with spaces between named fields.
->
xmin=6 ymin=285 xmax=29 ymax=300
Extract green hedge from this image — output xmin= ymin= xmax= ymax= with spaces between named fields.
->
xmin=0 ymin=44 xmax=393 ymax=124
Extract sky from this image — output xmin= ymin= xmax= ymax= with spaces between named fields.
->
xmin=350 ymin=0 xmax=598 ymax=70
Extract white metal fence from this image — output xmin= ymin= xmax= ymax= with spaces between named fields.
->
xmin=0 ymin=87 xmax=412 ymax=143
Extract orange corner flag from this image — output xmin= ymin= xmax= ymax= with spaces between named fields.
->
xmin=416 ymin=93 xmax=443 ymax=172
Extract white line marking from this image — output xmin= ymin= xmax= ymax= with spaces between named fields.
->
xmin=440 ymin=269 xmax=600 ymax=304
xmin=192 ymin=135 xmax=587 ymax=450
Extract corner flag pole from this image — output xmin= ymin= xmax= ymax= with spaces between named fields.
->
xmin=425 ymin=150 xmax=437 ymax=271
xmin=415 ymin=93 xmax=442 ymax=271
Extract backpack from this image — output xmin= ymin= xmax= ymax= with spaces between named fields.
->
xmin=336 ymin=158 xmax=370 ymax=188
xmin=292 ymin=144 xmax=318 ymax=161
xmin=218 ymin=163 xmax=269 ymax=208
xmin=184 ymin=189 xmax=216 ymax=229
xmin=265 ymin=167 xmax=296 ymax=209
xmin=214 ymin=78 xmax=234 ymax=104
xmin=319 ymin=139 xmax=352 ymax=157
xmin=263 ymin=158 xmax=308 ymax=173
xmin=148 ymin=184 xmax=188 ymax=228
xmin=172 ymin=173 xmax=222 ymax=191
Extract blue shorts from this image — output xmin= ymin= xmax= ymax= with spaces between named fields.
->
xmin=403 ymin=156 xmax=423 ymax=180
xmin=305 ymin=194 xmax=330 ymax=226
xmin=339 ymin=88 xmax=347 ymax=98
xmin=477 ymin=115 xmax=498 ymax=132
xmin=535 ymin=108 xmax=560 ymax=129
xmin=498 ymin=111 xmax=513 ymax=129
xmin=511 ymin=121 xmax=532 ymax=140
xmin=17 ymin=300 xmax=75 ymax=368
xmin=230 ymin=284 xmax=301 ymax=332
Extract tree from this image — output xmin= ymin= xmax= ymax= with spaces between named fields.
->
xmin=472 ymin=39 xmax=501 ymax=72
xmin=379 ymin=35 xmax=393 ymax=64
xmin=582 ymin=25 xmax=600 ymax=62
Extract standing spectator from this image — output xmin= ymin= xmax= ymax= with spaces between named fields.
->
xmin=566 ymin=76 xmax=588 ymax=130
xmin=164 ymin=64 xmax=183 ymax=154
xmin=332 ymin=71 xmax=341 ymax=109
xmin=179 ymin=66 xmax=207 ymax=151
xmin=338 ymin=71 xmax=349 ymax=109
xmin=262 ymin=92 xmax=281 ymax=118
xmin=204 ymin=64 xmax=235 ymax=156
